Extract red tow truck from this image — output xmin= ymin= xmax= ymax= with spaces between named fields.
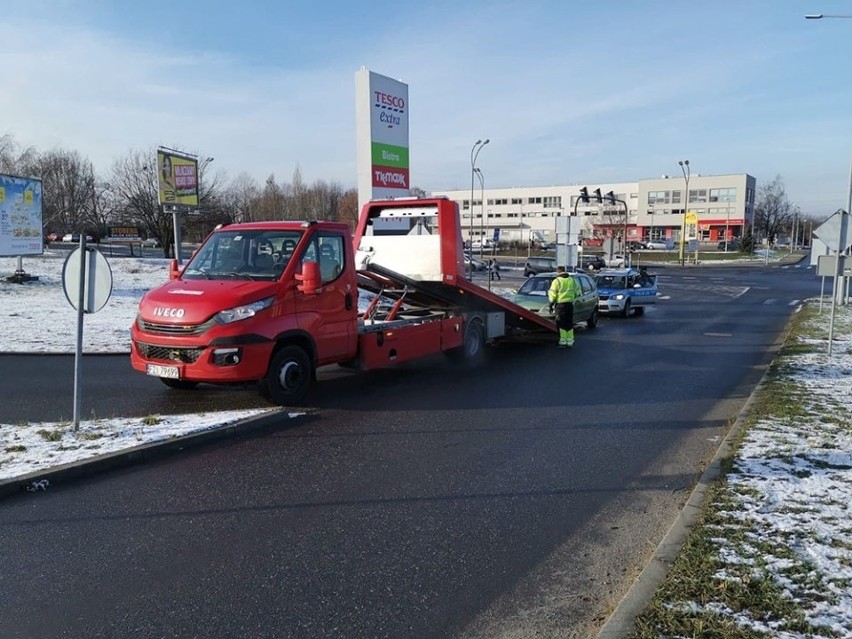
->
xmin=130 ymin=197 xmax=555 ymax=405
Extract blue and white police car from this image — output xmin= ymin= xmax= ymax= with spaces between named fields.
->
xmin=593 ymin=267 xmax=658 ymax=317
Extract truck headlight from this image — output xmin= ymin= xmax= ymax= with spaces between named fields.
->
xmin=215 ymin=297 xmax=274 ymax=324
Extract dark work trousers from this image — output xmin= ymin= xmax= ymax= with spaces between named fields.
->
xmin=554 ymin=302 xmax=574 ymax=333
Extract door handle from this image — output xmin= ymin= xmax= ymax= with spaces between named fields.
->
xmin=345 ymin=293 xmax=353 ymax=310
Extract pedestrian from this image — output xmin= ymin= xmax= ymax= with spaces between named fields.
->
xmin=488 ymin=259 xmax=501 ymax=281
xmin=548 ymin=266 xmax=581 ymax=348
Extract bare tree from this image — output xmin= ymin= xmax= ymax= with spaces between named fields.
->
xmin=0 ymin=134 xmax=38 ymax=176
xmin=110 ymin=148 xmax=173 ymax=257
xmin=224 ymin=172 xmax=261 ymax=223
xmin=754 ymin=175 xmax=794 ymax=245
xmin=32 ymin=149 xmax=97 ymax=238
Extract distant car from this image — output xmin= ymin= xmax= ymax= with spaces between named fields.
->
xmin=61 ymin=233 xmax=93 ymax=243
xmin=470 ymin=238 xmax=494 ymax=250
xmin=523 ymin=256 xmax=557 ymax=277
xmin=645 ymin=239 xmax=670 ymax=250
xmin=46 ymin=232 xmax=60 ymax=242
xmin=579 ymin=254 xmax=606 ymax=271
xmin=627 ymin=241 xmax=647 ymax=251
xmin=604 ymin=253 xmax=627 ymax=268
xmin=512 ymin=271 xmax=599 ymax=328
xmin=463 ymin=254 xmax=488 ymax=272
xmin=717 ymin=238 xmax=742 ymax=251
xmin=141 ymin=237 xmax=160 ymax=248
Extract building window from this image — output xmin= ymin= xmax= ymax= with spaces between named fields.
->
xmin=689 ymin=189 xmax=707 ymax=203
xmin=527 ymin=197 xmax=542 ymax=204
xmin=672 ymin=191 xmax=682 ymax=204
xmin=709 ymin=187 xmax=736 ymax=203
xmin=494 ymin=198 xmax=508 ymax=205
xmin=647 ymin=191 xmax=670 ymax=204
xmin=543 ymin=196 xmax=562 ymax=209
xmin=463 ymin=200 xmax=470 ymax=210
xmin=511 ymin=198 xmax=522 ymax=205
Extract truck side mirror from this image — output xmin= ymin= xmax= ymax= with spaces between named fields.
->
xmin=169 ymin=259 xmax=180 ymax=280
xmin=296 ymin=260 xmax=321 ymax=295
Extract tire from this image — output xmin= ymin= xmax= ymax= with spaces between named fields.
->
xmin=447 ymin=319 xmax=485 ymax=366
xmin=621 ymin=299 xmax=631 ymax=318
xmin=263 ymin=345 xmax=313 ymax=406
xmin=587 ymin=308 xmax=598 ymax=329
xmin=159 ymin=378 xmax=199 ymax=390
xmin=633 ymin=305 xmax=645 ymax=316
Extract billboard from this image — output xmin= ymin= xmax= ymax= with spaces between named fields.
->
xmin=0 ymin=173 xmax=43 ymax=257
xmin=157 ymin=149 xmax=199 ymax=208
xmin=355 ymin=68 xmax=410 ymax=211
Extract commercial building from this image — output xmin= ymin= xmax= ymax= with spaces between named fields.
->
xmin=432 ymin=173 xmax=756 ymax=247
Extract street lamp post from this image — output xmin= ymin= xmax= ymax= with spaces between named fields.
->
xmin=474 ymin=168 xmax=485 ymax=258
xmin=469 ymin=139 xmax=489 ymax=277
xmin=678 ymin=160 xmax=690 ymax=266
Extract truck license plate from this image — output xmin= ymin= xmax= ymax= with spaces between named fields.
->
xmin=147 ymin=364 xmax=179 ymax=379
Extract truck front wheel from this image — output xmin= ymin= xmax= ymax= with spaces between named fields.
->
xmin=263 ymin=345 xmax=313 ymax=406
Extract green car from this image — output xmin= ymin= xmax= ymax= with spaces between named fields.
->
xmin=511 ymin=271 xmax=599 ymax=328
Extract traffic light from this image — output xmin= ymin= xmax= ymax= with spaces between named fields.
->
xmin=579 ymin=187 xmax=590 ymax=203
xmin=593 ymin=188 xmax=602 ymax=203
xmin=605 ymin=191 xmax=616 ymax=204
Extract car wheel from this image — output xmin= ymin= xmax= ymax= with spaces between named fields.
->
xmin=621 ymin=299 xmax=631 ymax=318
xmin=263 ymin=345 xmax=313 ymax=406
xmin=159 ymin=378 xmax=199 ymax=390
xmin=587 ymin=308 xmax=598 ymax=329
xmin=633 ymin=306 xmax=645 ymax=316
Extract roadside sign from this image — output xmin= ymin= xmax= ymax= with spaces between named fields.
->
xmin=817 ymin=255 xmax=852 ymax=277
xmin=62 ymin=246 xmax=113 ymax=313
xmin=493 ymin=228 xmax=500 ymax=242
xmin=813 ymin=210 xmax=852 ymax=252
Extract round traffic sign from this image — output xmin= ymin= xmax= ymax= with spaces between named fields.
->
xmin=62 ymin=247 xmax=113 ymax=313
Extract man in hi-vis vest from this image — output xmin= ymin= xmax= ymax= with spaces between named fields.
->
xmin=548 ymin=266 xmax=581 ymax=348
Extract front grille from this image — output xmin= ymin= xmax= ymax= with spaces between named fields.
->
xmin=136 ymin=342 xmax=204 ymax=363
xmin=599 ymin=295 xmax=610 ymax=301
xmin=138 ymin=318 xmax=215 ymax=336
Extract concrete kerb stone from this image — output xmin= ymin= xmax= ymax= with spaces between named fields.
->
xmin=0 ymin=409 xmax=297 ymax=500
xmin=595 ymin=302 xmax=794 ymax=639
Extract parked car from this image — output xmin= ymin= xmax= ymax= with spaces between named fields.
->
xmin=717 ymin=238 xmax=742 ymax=251
xmin=604 ymin=253 xmax=627 ymax=268
xmin=523 ymin=256 xmax=557 ymax=277
xmin=61 ymin=233 xmax=93 ymax=243
xmin=141 ymin=237 xmax=160 ymax=248
xmin=627 ymin=241 xmax=647 ymax=251
xmin=463 ymin=254 xmax=488 ymax=272
xmin=512 ymin=271 xmax=599 ymax=328
xmin=645 ymin=239 xmax=670 ymax=250
xmin=470 ymin=238 xmax=494 ymax=250
xmin=579 ymin=254 xmax=606 ymax=271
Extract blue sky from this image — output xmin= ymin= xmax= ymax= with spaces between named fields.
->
xmin=2 ymin=0 xmax=850 ymax=216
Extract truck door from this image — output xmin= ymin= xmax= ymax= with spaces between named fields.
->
xmin=294 ymin=231 xmax=357 ymax=363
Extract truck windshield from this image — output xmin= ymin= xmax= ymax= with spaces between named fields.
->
xmin=183 ymin=230 xmax=303 ymax=281
xmin=594 ymin=275 xmax=626 ymax=289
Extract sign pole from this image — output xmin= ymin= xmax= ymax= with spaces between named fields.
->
xmin=73 ymin=235 xmax=87 ymax=431
xmin=827 ymin=158 xmax=852 ymax=356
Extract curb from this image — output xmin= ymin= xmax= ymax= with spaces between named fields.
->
xmin=0 ymin=409 xmax=301 ymax=500
xmin=595 ymin=303 xmax=796 ymax=638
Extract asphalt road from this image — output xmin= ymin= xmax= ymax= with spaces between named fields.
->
xmin=0 ymin=260 xmax=820 ymax=639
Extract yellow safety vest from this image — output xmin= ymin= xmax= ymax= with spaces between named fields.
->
xmin=548 ymin=273 xmax=580 ymax=304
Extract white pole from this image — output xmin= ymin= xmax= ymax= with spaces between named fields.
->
xmin=827 ymin=158 xmax=852 ymax=356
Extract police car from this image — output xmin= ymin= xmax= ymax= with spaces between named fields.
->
xmin=593 ymin=267 xmax=658 ymax=317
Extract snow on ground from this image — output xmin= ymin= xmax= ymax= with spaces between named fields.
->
xmin=3 ymin=250 xmax=850 ymax=636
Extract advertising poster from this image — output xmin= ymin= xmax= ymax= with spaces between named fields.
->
xmin=355 ymin=68 xmax=410 ymax=211
xmin=0 ymin=174 xmax=44 ymax=257
xmin=157 ymin=150 xmax=199 ymax=208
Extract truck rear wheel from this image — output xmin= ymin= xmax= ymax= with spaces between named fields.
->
xmin=447 ymin=319 xmax=485 ymax=366
xmin=263 ymin=345 xmax=313 ymax=406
